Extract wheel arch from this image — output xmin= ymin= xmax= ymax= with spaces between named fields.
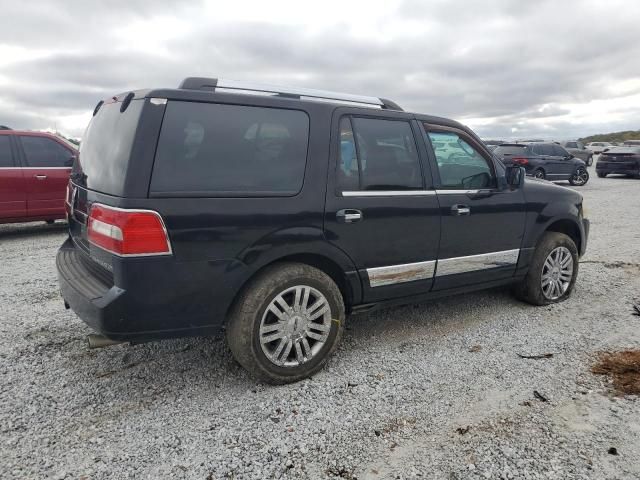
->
xmin=542 ymin=218 xmax=582 ymax=253
xmin=225 ymin=251 xmax=361 ymax=322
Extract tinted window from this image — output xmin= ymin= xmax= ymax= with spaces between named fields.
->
xmin=151 ymin=102 xmax=309 ymax=196
xmin=20 ymin=136 xmax=73 ymax=167
xmin=427 ymin=131 xmax=494 ymax=189
xmin=77 ymin=99 xmax=143 ymax=195
xmin=337 ymin=117 xmax=359 ymax=190
xmin=345 ymin=118 xmax=421 ymax=191
xmin=0 ymin=136 xmax=13 ymax=167
xmin=493 ymin=145 xmax=528 ymax=156
xmin=537 ymin=144 xmax=555 ymax=156
xmin=565 ymin=142 xmax=578 ymax=148
xmin=552 ymin=145 xmax=568 ymax=157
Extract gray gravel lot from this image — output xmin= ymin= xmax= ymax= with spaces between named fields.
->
xmin=1 ymin=172 xmax=639 ymax=480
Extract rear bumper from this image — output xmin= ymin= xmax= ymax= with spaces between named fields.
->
xmin=57 ymin=237 xmax=238 ymax=342
xmin=57 ymin=238 xmax=129 ymax=340
xmin=596 ymin=162 xmax=639 ymax=176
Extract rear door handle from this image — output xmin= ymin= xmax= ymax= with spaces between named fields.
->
xmin=35 ymin=175 xmax=48 ymax=180
xmin=336 ymin=209 xmax=363 ymax=223
xmin=451 ymin=204 xmax=470 ymax=216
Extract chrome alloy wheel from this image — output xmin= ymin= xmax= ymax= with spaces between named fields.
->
xmin=259 ymin=285 xmax=332 ymax=367
xmin=572 ymin=168 xmax=589 ymax=185
xmin=541 ymin=246 xmax=574 ymax=300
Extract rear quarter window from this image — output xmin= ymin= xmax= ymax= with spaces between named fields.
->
xmin=150 ymin=102 xmax=310 ymax=197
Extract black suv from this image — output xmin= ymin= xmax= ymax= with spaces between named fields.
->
xmin=493 ymin=142 xmax=590 ymax=185
xmin=57 ymin=78 xmax=589 ymax=383
xmin=596 ymin=146 xmax=640 ymax=178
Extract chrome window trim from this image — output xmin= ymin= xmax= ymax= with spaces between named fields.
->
xmin=435 ymin=249 xmax=520 ymax=277
xmin=367 ymin=260 xmax=436 ymax=287
xmin=342 ymin=190 xmax=436 ymax=197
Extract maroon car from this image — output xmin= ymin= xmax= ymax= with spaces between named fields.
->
xmin=0 ymin=129 xmax=77 ymax=225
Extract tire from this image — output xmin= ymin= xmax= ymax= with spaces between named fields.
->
xmin=513 ymin=232 xmax=578 ymax=306
xmin=587 ymin=155 xmax=593 ymax=166
xmin=597 ymin=171 xmax=607 ymax=178
xmin=533 ymin=169 xmax=545 ymax=179
xmin=45 ymin=219 xmax=55 ymax=225
xmin=226 ymin=262 xmax=345 ymax=384
xmin=569 ymin=167 xmax=589 ymax=186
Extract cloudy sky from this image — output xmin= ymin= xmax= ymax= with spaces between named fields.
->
xmin=1 ymin=0 xmax=639 ymax=140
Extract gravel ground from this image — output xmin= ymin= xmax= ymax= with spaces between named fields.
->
xmin=1 ymin=171 xmax=639 ymax=480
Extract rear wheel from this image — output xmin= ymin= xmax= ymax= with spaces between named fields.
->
xmin=513 ymin=232 xmax=578 ymax=306
xmin=569 ymin=167 xmax=589 ymax=186
xmin=533 ymin=169 xmax=545 ymax=179
xmin=226 ymin=262 xmax=345 ymax=384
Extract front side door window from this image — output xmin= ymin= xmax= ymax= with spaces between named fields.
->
xmin=426 ymin=131 xmax=495 ymax=189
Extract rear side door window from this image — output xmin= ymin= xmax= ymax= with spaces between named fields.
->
xmin=426 ymin=131 xmax=495 ymax=189
xmin=552 ymin=145 xmax=569 ymax=157
xmin=336 ymin=116 xmax=423 ymax=191
xmin=151 ymin=102 xmax=309 ymax=196
xmin=0 ymin=136 xmax=14 ymax=167
xmin=20 ymin=136 xmax=73 ymax=167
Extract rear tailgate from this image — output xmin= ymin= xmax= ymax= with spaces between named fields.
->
xmin=66 ymin=96 xmax=146 ymax=269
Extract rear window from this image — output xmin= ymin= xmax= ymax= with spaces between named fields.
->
xmin=77 ymin=100 xmax=143 ymax=196
xmin=150 ymin=102 xmax=309 ymax=197
xmin=603 ymin=147 xmax=640 ymax=155
xmin=493 ymin=145 xmax=529 ymax=156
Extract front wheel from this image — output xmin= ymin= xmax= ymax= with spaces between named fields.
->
xmin=569 ymin=167 xmax=589 ymax=186
xmin=533 ymin=169 xmax=545 ymax=179
xmin=226 ymin=262 xmax=345 ymax=384
xmin=513 ymin=232 xmax=578 ymax=306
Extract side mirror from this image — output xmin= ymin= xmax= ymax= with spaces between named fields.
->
xmin=505 ymin=166 xmax=526 ymax=188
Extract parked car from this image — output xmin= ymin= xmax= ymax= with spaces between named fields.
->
xmin=623 ymin=140 xmax=640 ymax=146
xmin=57 ymin=78 xmax=589 ymax=384
xmin=0 ymin=130 xmax=77 ymax=225
xmin=560 ymin=141 xmax=593 ymax=166
xmin=493 ymin=142 xmax=590 ymax=186
xmin=586 ymin=142 xmax=613 ymax=154
xmin=596 ymin=146 xmax=640 ymax=178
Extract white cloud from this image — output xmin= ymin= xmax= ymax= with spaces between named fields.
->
xmin=0 ymin=0 xmax=639 ymax=139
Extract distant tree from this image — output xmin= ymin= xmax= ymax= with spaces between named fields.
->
xmin=579 ymin=129 xmax=640 ymax=143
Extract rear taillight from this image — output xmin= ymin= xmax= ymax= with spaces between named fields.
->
xmin=87 ymin=204 xmax=171 ymax=256
xmin=511 ymin=157 xmax=529 ymax=166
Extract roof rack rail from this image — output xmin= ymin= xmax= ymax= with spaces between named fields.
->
xmin=178 ymin=77 xmax=403 ymax=111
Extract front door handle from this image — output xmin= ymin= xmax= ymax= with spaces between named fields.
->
xmin=336 ymin=209 xmax=363 ymax=223
xmin=35 ymin=175 xmax=48 ymax=180
xmin=451 ymin=204 xmax=470 ymax=216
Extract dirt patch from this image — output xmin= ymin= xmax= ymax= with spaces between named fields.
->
xmin=592 ymin=350 xmax=640 ymax=395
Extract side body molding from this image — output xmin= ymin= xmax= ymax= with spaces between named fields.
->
xmin=365 ymin=248 xmax=521 ymax=287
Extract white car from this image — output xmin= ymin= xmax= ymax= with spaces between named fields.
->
xmin=586 ymin=142 xmax=613 ymax=154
